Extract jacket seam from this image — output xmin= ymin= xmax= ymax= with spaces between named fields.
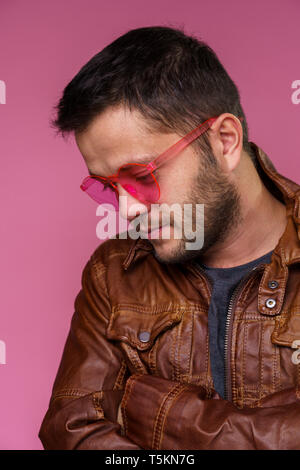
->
xmin=188 ymin=311 xmax=194 ymax=380
xmin=120 ymin=342 xmax=147 ymax=374
xmin=271 ymin=324 xmax=277 ymax=394
xmin=173 ymin=319 xmax=181 ymax=381
xmin=113 ymin=303 xmax=190 ymax=314
xmin=152 ymin=383 xmax=187 ymax=450
xmin=109 ymin=318 xmax=182 ymax=349
xmin=92 ymin=391 xmax=105 ymax=419
xmin=113 ymin=360 xmax=128 ymax=391
xmin=120 ymin=375 xmax=138 ymax=437
xmin=205 ymin=326 xmax=210 ymax=389
xmin=90 ymin=254 xmax=109 ymax=301
xmin=148 ymin=338 xmax=158 ymax=375
xmin=50 ymin=388 xmax=93 ymax=404
xmin=259 ymin=322 xmax=265 ymax=402
xmin=241 ymin=318 xmax=247 ymax=407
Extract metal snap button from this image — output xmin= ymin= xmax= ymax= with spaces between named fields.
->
xmin=268 ymin=280 xmax=279 ymax=289
xmin=265 ymin=298 xmax=276 ymax=309
xmin=138 ymin=331 xmax=151 ymax=343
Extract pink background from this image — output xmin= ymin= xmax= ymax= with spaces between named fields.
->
xmin=0 ymin=0 xmax=299 ymax=450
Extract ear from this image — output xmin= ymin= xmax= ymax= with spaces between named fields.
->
xmin=209 ymin=113 xmax=243 ymax=173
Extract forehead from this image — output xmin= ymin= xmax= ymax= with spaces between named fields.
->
xmin=75 ymin=105 xmax=180 ymax=174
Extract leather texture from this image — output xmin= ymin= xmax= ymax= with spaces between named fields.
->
xmin=39 ymin=142 xmax=300 ymax=449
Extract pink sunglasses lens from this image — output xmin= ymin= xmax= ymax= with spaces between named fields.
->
xmin=80 ymin=177 xmax=119 ymax=209
xmin=118 ymin=165 xmax=159 ymax=203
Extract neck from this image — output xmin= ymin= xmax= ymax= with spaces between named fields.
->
xmin=199 ymin=174 xmax=288 ymax=269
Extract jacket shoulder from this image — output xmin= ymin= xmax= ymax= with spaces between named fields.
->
xmin=88 ymin=235 xmax=137 ymax=270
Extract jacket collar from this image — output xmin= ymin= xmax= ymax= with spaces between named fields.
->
xmin=249 ymin=142 xmax=300 ymax=266
xmin=122 ymin=142 xmax=300 ymax=289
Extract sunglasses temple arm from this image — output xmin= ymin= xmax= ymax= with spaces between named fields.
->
xmin=151 ymin=115 xmax=244 ymax=172
xmin=135 ymin=116 xmax=244 ymax=176
xmin=149 ymin=117 xmax=217 ymax=172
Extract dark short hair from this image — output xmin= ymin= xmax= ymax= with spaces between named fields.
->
xmin=51 ymin=25 xmax=255 ymax=164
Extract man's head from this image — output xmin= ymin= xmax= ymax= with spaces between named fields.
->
xmin=52 ymin=25 xmax=257 ymax=264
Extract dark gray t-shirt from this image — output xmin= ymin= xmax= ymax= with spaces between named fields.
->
xmin=198 ymin=249 xmax=273 ymax=399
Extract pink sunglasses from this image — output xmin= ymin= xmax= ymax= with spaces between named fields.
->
xmin=80 ymin=115 xmax=243 ymax=209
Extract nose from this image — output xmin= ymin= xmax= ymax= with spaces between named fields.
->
xmin=117 ymin=184 xmax=149 ymax=222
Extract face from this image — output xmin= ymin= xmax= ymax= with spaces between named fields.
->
xmin=75 ymin=105 xmax=242 ymax=264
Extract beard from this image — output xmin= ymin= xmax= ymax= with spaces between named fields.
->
xmin=152 ymin=147 xmax=242 ymax=265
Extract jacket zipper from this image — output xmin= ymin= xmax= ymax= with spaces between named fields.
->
xmin=191 ymin=260 xmax=267 ymax=402
xmin=190 ymin=261 xmax=213 ymax=295
xmin=224 ymin=263 xmax=266 ymax=401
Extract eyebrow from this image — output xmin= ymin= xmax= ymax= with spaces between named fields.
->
xmin=87 ymin=153 xmax=159 ymax=176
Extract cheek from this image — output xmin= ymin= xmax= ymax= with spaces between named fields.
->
xmin=159 ymin=163 xmax=196 ymax=203
xmin=160 ymin=177 xmax=185 ymax=204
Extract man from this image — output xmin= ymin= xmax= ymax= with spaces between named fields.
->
xmin=39 ymin=26 xmax=300 ymax=450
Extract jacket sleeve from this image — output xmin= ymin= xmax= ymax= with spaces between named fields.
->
xmin=38 ymin=254 xmax=141 ymax=450
xmin=121 ymin=374 xmax=300 ymax=450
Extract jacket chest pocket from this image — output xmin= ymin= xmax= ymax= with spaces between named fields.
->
xmin=106 ymin=304 xmax=185 ymax=377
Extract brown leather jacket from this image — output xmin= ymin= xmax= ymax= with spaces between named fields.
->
xmin=39 ymin=142 xmax=300 ymax=450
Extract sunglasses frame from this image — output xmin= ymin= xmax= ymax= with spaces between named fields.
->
xmin=80 ymin=115 xmax=244 ymax=204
